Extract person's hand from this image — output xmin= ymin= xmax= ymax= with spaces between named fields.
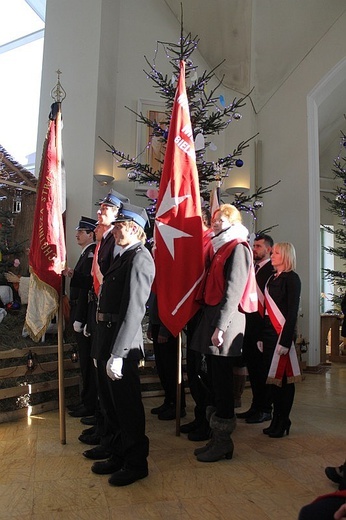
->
xmin=334 ymin=502 xmax=346 ymax=519
xmin=73 ymin=321 xmax=83 ymax=333
xmin=106 ymin=355 xmax=123 ymax=380
xmin=257 ymin=341 xmax=263 ymax=352
xmin=4 ymin=272 xmax=20 ymax=283
xmin=211 ymin=328 xmax=224 ymax=348
xmin=83 ymin=324 xmax=91 ymax=337
xmin=276 ymin=345 xmax=289 ymax=356
xmin=62 ymin=267 xmax=74 ymax=278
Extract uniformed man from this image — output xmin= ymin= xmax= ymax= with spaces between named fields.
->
xmin=91 ymin=203 xmax=155 ymax=487
xmin=64 ymin=216 xmax=97 ymax=418
xmin=96 ymin=189 xmax=129 ymax=276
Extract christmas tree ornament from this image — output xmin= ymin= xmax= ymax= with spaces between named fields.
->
xmin=194 ymin=133 xmax=205 ymax=151
xmin=235 ymin=159 xmax=244 ymax=167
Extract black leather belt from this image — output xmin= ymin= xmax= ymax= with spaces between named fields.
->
xmin=97 ymin=312 xmax=119 ymax=323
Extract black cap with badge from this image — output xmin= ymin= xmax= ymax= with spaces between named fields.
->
xmin=95 ymin=189 xmax=129 ymax=208
xmin=76 ymin=216 xmax=97 ymax=231
xmin=112 ymin=203 xmax=149 ymax=229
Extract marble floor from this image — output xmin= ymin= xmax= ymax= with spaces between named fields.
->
xmin=0 ymin=364 xmax=346 ymax=519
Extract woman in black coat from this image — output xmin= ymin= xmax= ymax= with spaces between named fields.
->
xmin=260 ymin=242 xmax=301 ymax=438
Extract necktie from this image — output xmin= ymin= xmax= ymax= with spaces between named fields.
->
xmin=255 ymin=264 xmax=260 ymax=274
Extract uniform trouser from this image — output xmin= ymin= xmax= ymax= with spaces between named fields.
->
xmin=106 ymin=359 xmax=149 ymax=470
xmin=151 ymin=324 xmax=185 ymax=409
xmin=186 ymin=347 xmax=209 ymax=420
xmin=242 ymin=334 xmax=272 ymax=413
xmin=206 ymin=355 xmax=236 ymax=419
xmin=186 ymin=311 xmax=210 ymax=420
xmin=75 ymin=331 xmax=97 ymax=412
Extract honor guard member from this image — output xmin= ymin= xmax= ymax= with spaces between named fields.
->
xmin=96 ymin=189 xmax=129 ymax=276
xmin=64 ymin=216 xmax=97 ymax=417
xmin=80 ymin=190 xmax=130 ymax=446
xmin=91 ymin=203 xmax=155 ymax=486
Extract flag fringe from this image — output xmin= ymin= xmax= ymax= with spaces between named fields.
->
xmin=24 ymin=270 xmax=59 ymax=342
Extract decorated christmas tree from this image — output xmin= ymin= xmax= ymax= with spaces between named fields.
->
xmin=323 ymin=129 xmax=346 ymax=309
xmin=101 ymin=26 xmax=279 ymax=228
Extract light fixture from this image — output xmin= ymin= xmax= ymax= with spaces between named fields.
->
xmin=26 ymin=350 xmax=35 ymax=370
xmin=226 ymin=186 xmax=250 ymax=197
xmin=94 ymin=173 xmax=115 ymax=186
xmin=70 ymin=347 xmax=79 ymax=363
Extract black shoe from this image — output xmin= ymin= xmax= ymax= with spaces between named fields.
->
xmin=180 ymin=419 xmax=200 ymax=434
xmin=188 ymin=423 xmax=211 ymax=442
xmin=80 ymin=416 xmax=97 ymax=426
xmin=268 ymin=418 xmax=291 ymax=438
xmin=246 ymin=411 xmax=272 ymax=424
xmin=158 ymin=406 xmax=186 ymax=421
xmin=81 ymin=426 xmax=97 ymax=436
xmin=151 ymin=402 xmax=171 ymax=415
xmin=78 ymin=433 xmax=101 ymax=445
xmin=92 ymin=457 xmax=123 ymax=475
xmin=108 ymin=467 xmax=148 ymax=486
xmin=83 ymin=446 xmax=112 ymax=460
xmin=236 ymin=407 xmax=257 ymax=419
xmin=67 ymin=402 xmax=82 ymax=411
xmin=325 ymin=464 xmax=345 ymax=484
xmin=69 ymin=405 xmax=95 ymax=418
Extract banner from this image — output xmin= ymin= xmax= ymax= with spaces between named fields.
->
xmin=25 ymin=102 xmax=66 ymax=341
xmin=154 ymin=61 xmax=204 ymax=336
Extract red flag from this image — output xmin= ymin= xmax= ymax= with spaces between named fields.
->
xmin=153 ymin=61 xmax=204 ymax=336
xmin=25 ymin=102 xmax=66 ymax=341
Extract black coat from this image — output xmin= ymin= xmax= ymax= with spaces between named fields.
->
xmin=97 ymin=230 xmax=115 ymax=276
xmin=245 ymin=259 xmax=274 ymax=339
xmin=69 ymin=242 xmax=95 ymax=324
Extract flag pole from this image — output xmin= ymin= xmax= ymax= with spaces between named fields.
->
xmin=52 ymin=72 xmax=67 ymax=444
xmin=175 ymin=332 xmax=182 ymax=436
xmin=58 ymin=287 xmax=66 ymax=444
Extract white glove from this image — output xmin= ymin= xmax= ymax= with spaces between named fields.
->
xmin=257 ymin=341 xmax=263 ymax=353
xmin=73 ymin=321 xmax=83 ymax=333
xmin=106 ymin=355 xmax=123 ymax=380
xmin=276 ymin=344 xmax=289 ymax=356
xmin=93 ymin=358 xmax=97 ymax=368
xmin=83 ymin=324 xmax=91 ymax=337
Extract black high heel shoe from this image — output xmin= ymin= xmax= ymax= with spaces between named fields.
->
xmin=263 ymin=415 xmax=279 ymax=435
xmin=268 ymin=418 xmax=291 ymax=438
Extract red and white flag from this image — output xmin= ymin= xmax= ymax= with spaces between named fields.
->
xmin=153 ymin=61 xmax=204 ymax=336
xmin=25 ymin=102 xmax=66 ymax=341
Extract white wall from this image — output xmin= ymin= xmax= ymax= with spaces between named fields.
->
xmin=256 ymin=11 xmax=346 ymax=363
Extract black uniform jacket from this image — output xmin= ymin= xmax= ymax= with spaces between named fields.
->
xmin=69 ymin=242 xmax=95 ymax=324
xmin=245 ymin=260 xmax=274 ymax=338
xmin=98 ymin=229 xmax=115 ymax=276
xmin=91 ymin=243 xmax=155 ymax=361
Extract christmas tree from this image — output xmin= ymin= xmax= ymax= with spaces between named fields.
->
xmin=322 ymin=128 xmax=346 ymax=309
xmin=101 ymin=27 xmax=279 ymax=227
xmin=0 ymin=209 xmax=23 ymax=282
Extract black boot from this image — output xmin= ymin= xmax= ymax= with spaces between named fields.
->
xmin=188 ymin=418 xmax=211 ymax=441
xmin=263 ymin=414 xmax=280 ymax=435
xmin=196 ymin=413 xmax=236 ymax=462
xmin=268 ymin=417 xmax=291 ymax=438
